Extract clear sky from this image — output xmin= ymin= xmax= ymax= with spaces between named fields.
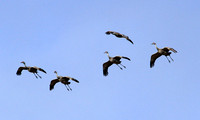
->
xmin=1 ymin=0 xmax=200 ymax=120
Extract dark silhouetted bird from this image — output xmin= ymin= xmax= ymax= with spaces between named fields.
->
xmin=103 ymin=51 xmax=131 ymax=76
xmin=50 ymin=71 xmax=79 ymax=91
xmin=16 ymin=61 xmax=46 ymax=78
xmin=150 ymin=42 xmax=177 ymax=68
xmin=105 ymin=31 xmax=134 ymax=44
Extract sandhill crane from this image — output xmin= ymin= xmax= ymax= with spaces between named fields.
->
xmin=50 ymin=71 xmax=79 ymax=91
xmin=105 ymin=31 xmax=134 ymax=44
xmin=150 ymin=42 xmax=177 ymax=68
xmin=16 ymin=61 xmax=46 ymax=78
xmin=103 ymin=51 xmax=131 ymax=76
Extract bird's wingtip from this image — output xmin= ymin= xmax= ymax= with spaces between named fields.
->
xmin=150 ymin=64 xmax=154 ymax=68
xmin=105 ymin=31 xmax=110 ymax=35
xmin=103 ymin=72 xmax=108 ymax=76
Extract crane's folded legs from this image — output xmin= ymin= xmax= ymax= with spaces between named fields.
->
xmin=116 ymin=64 xmax=123 ymax=70
xmin=165 ymin=56 xmax=171 ymax=63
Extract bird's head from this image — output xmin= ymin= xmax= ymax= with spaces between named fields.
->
xmin=104 ymin=51 xmax=108 ymax=54
xmin=151 ymin=42 xmax=156 ymax=45
xmin=54 ymin=71 xmax=57 ymax=74
xmin=20 ymin=61 xmax=25 ymax=64
xmin=105 ymin=31 xmax=111 ymax=35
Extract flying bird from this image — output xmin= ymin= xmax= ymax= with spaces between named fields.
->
xmin=103 ymin=51 xmax=131 ymax=76
xmin=105 ymin=31 xmax=134 ymax=44
xmin=50 ymin=71 xmax=79 ymax=91
xmin=16 ymin=61 xmax=46 ymax=78
xmin=150 ymin=42 xmax=177 ymax=68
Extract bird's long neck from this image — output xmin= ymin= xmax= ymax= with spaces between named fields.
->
xmin=55 ymin=72 xmax=59 ymax=78
xmin=154 ymin=44 xmax=159 ymax=51
xmin=106 ymin=53 xmax=111 ymax=59
xmin=23 ymin=63 xmax=27 ymax=67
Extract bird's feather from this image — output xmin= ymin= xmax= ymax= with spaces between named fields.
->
xmin=126 ymin=37 xmax=134 ymax=44
xmin=113 ymin=56 xmax=122 ymax=61
xmin=122 ymin=56 xmax=131 ymax=61
xmin=106 ymin=31 xmax=133 ymax=44
xmin=38 ymin=68 xmax=47 ymax=73
xmin=162 ymin=47 xmax=170 ymax=52
xmin=169 ymin=48 xmax=177 ymax=53
xmin=103 ymin=61 xmax=113 ymax=76
xmin=150 ymin=52 xmax=162 ymax=68
xmin=105 ymin=31 xmax=114 ymax=35
xmin=162 ymin=47 xmax=177 ymax=53
xmin=16 ymin=67 xmax=28 ymax=75
xmin=50 ymin=79 xmax=59 ymax=90
xmin=71 ymin=78 xmax=79 ymax=83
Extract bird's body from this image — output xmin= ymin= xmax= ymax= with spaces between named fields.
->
xmin=105 ymin=31 xmax=134 ymax=44
xmin=50 ymin=71 xmax=79 ymax=91
xmin=16 ymin=61 xmax=46 ymax=78
xmin=103 ymin=51 xmax=131 ymax=76
xmin=150 ymin=43 xmax=177 ymax=68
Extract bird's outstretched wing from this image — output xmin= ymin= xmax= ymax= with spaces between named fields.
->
xmin=106 ymin=31 xmax=123 ymax=37
xmin=126 ymin=37 xmax=134 ymax=44
xmin=103 ymin=61 xmax=113 ymax=76
xmin=106 ymin=31 xmax=133 ymax=44
xmin=70 ymin=78 xmax=79 ymax=83
xmin=38 ymin=68 xmax=47 ymax=73
xmin=163 ymin=47 xmax=177 ymax=53
xmin=122 ymin=56 xmax=131 ymax=61
xmin=150 ymin=52 xmax=162 ymax=68
xmin=114 ymin=56 xmax=131 ymax=61
xmin=169 ymin=48 xmax=177 ymax=53
xmin=105 ymin=31 xmax=115 ymax=35
xmin=16 ymin=67 xmax=28 ymax=75
xmin=113 ymin=56 xmax=122 ymax=61
xmin=50 ymin=79 xmax=59 ymax=90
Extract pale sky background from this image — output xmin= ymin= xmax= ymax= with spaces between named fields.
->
xmin=1 ymin=0 xmax=200 ymax=120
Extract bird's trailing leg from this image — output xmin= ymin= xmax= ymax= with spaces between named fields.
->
xmin=169 ymin=55 xmax=174 ymax=62
xmin=120 ymin=63 xmax=126 ymax=68
xmin=165 ymin=56 xmax=171 ymax=63
xmin=116 ymin=64 xmax=123 ymax=70
xmin=64 ymin=85 xmax=69 ymax=91
xmin=67 ymin=84 xmax=72 ymax=91
xmin=36 ymin=73 xmax=42 ymax=78
xmin=33 ymin=73 xmax=38 ymax=79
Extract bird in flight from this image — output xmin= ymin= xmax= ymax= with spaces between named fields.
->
xmin=16 ymin=61 xmax=46 ymax=78
xmin=103 ymin=51 xmax=131 ymax=76
xmin=150 ymin=42 xmax=177 ymax=68
xmin=50 ymin=71 xmax=79 ymax=91
xmin=105 ymin=31 xmax=134 ymax=44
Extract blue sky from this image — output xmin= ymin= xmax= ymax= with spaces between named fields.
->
xmin=1 ymin=0 xmax=200 ymax=120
